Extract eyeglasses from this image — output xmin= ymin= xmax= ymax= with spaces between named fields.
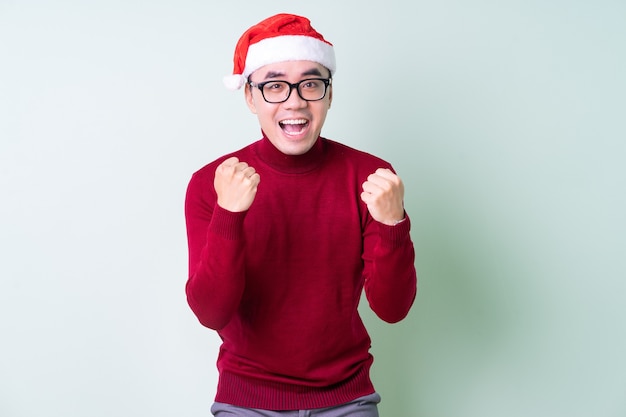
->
xmin=248 ymin=78 xmax=332 ymax=104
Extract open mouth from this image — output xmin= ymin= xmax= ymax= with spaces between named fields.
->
xmin=279 ymin=119 xmax=309 ymax=136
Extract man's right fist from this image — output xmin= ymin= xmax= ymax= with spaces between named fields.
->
xmin=214 ymin=156 xmax=260 ymax=212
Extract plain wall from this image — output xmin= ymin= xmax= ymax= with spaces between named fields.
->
xmin=1 ymin=1 xmax=624 ymax=416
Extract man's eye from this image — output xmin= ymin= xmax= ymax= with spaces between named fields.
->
xmin=267 ymin=83 xmax=285 ymax=90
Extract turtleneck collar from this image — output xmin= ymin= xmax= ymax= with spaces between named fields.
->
xmin=252 ymin=132 xmax=326 ymax=174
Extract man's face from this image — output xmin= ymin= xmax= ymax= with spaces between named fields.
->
xmin=245 ymin=60 xmax=333 ymax=156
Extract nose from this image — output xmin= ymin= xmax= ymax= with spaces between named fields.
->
xmin=281 ymin=86 xmax=307 ymax=109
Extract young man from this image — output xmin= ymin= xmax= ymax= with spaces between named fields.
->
xmin=185 ymin=13 xmax=417 ymax=416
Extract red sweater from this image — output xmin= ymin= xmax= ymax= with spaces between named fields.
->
xmin=185 ymin=135 xmax=417 ymax=410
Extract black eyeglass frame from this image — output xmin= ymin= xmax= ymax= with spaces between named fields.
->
xmin=248 ymin=78 xmax=332 ymax=103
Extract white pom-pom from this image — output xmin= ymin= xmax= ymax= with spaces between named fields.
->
xmin=223 ymin=74 xmax=245 ymax=90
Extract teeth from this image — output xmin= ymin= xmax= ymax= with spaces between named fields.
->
xmin=280 ymin=119 xmax=307 ymax=125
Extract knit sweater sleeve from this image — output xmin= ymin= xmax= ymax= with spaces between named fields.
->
xmin=362 ymin=213 xmax=417 ymax=323
xmin=184 ymin=170 xmax=247 ymax=330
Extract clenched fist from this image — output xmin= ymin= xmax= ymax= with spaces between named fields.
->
xmin=361 ymin=168 xmax=405 ymax=225
xmin=214 ymin=156 xmax=260 ymax=212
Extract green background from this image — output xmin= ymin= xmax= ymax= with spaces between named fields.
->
xmin=1 ymin=1 xmax=624 ymax=416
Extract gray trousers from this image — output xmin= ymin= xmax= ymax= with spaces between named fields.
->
xmin=210 ymin=392 xmax=381 ymax=417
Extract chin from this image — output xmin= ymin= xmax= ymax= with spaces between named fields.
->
xmin=279 ymin=144 xmax=312 ymax=156
xmin=272 ymin=135 xmax=317 ymax=155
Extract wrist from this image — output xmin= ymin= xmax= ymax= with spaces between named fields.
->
xmin=379 ymin=217 xmax=406 ymax=226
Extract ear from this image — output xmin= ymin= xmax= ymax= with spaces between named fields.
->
xmin=327 ymin=85 xmax=333 ymax=109
xmin=245 ymin=84 xmax=258 ymax=114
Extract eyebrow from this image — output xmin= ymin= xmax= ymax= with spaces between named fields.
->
xmin=262 ymin=67 xmax=326 ymax=80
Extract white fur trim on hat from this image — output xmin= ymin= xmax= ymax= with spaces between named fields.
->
xmin=222 ymin=35 xmax=336 ymax=90
xmin=243 ymin=35 xmax=336 ymax=79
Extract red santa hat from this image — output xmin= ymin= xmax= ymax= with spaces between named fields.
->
xmin=223 ymin=13 xmax=336 ymax=90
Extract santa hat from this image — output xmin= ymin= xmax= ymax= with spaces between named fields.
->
xmin=223 ymin=13 xmax=336 ymax=90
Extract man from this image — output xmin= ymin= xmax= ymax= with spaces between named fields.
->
xmin=185 ymin=13 xmax=417 ymax=416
